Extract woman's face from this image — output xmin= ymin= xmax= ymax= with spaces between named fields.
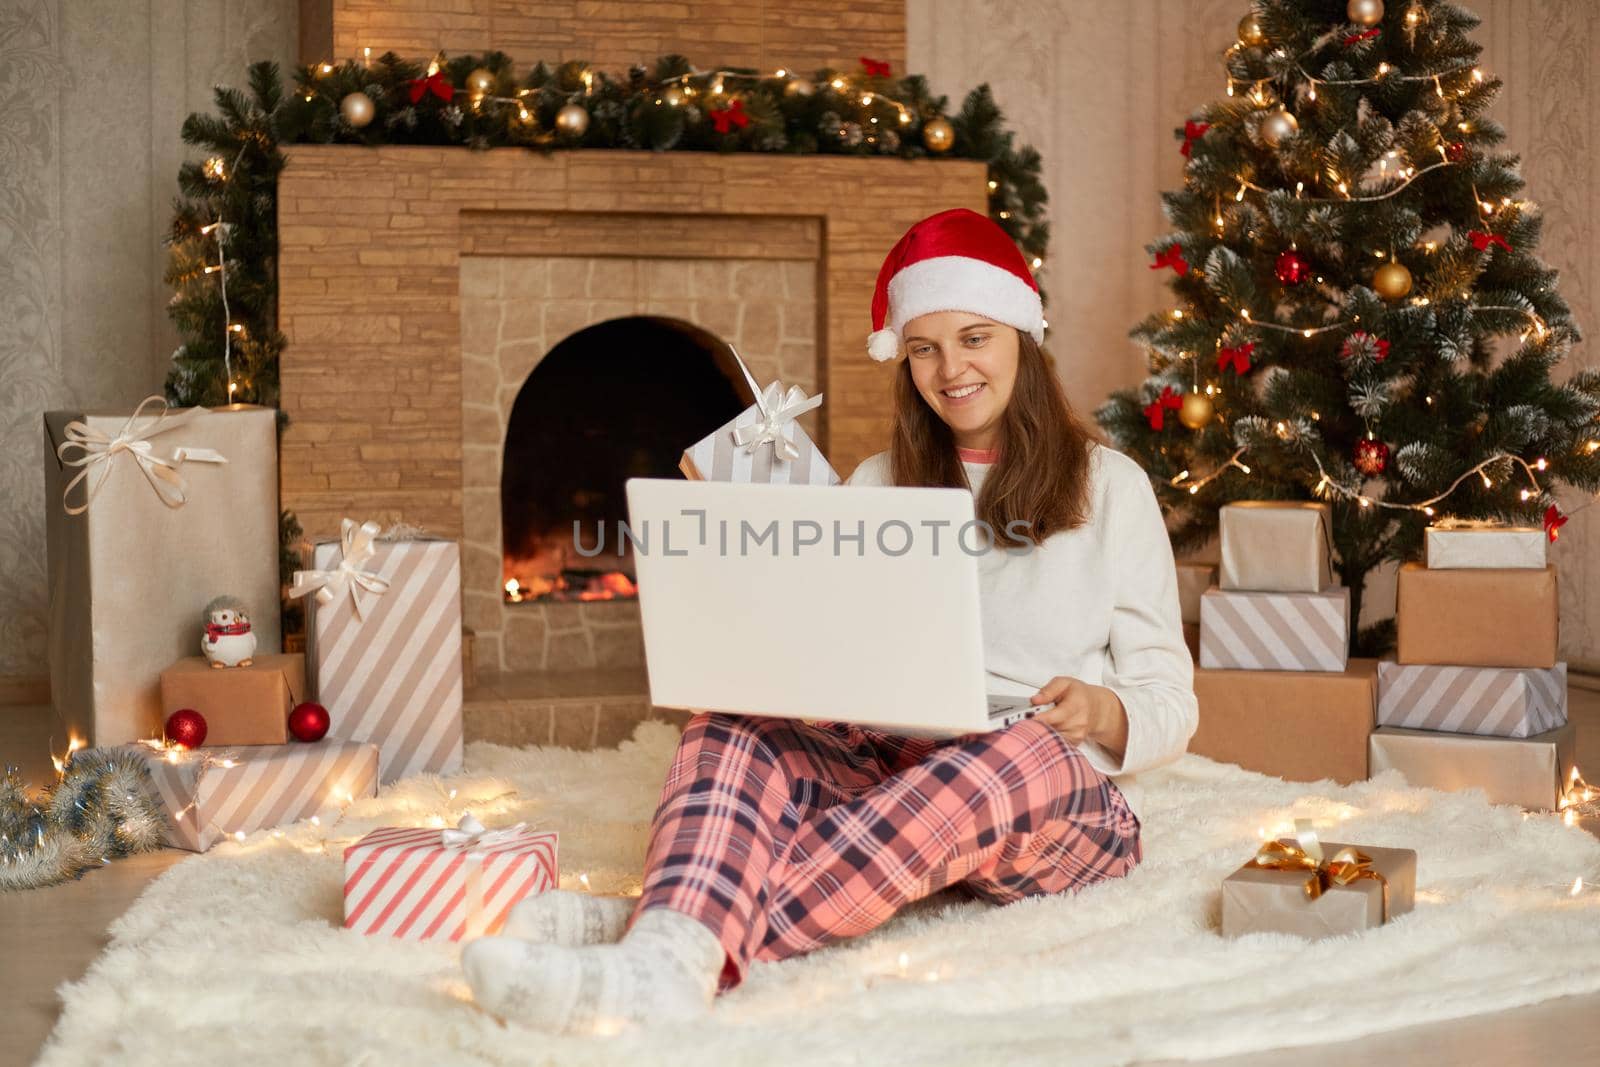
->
xmin=902 ymin=311 xmax=1020 ymax=449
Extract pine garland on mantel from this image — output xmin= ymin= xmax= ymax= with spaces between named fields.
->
xmin=164 ymin=52 xmax=1052 ymax=410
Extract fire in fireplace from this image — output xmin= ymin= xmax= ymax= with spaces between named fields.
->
xmin=501 ymin=315 xmax=753 ymax=603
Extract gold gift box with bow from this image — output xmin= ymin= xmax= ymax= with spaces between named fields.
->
xmin=1221 ymin=820 xmax=1417 ymax=939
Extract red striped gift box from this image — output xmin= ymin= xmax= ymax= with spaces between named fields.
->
xmin=343 ymin=820 xmax=558 ymax=942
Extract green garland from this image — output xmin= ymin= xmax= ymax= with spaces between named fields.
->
xmin=164 ymin=52 xmax=1051 ymax=410
xmin=1 ymin=751 xmax=167 ymax=892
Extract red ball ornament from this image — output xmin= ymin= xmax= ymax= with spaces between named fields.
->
xmin=288 ymin=702 xmax=331 ymax=743
xmin=165 ymin=708 xmax=207 ymax=749
xmin=1275 ymin=249 xmax=1312 ymax=286
xmin=1354 ymin=437 xmax=1390 ymax=476
xmin=1446 ymin=140 xmax=1467 ymax=163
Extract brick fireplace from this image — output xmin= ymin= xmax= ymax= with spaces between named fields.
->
xmin=277 ymin=146 xmax=987 ymax=741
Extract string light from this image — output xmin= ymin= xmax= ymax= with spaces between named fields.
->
xmin=1170 ymin=448 xmax=1251 ymax=494
xmin=1235 ymin=159 xmax=1456 ymax=204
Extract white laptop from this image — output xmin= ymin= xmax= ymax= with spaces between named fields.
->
xmin=623 ymin=477 xmax=1051 ymax=736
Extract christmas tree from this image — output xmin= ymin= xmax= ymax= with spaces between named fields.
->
xmin=1096 ymin=0 xmax=1600 ymax=652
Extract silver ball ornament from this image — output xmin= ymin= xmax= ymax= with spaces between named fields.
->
xmin=555 ymin=103 xmax=590 ymax=137
xmin=1260 ymin=109 xmax=1299 ymax=147
xmin=1347 ymin=0 xmax=1384 ymax=26
xmin=339 ymin=91 xmax=375 ymax=128
xmin=785 ymin=77 xmax=815 ymax=97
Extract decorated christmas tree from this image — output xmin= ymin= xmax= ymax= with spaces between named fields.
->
xmin=1097 ymin=0 xmax=1600 ymax=652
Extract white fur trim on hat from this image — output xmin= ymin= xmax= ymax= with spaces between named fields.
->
xmin=885 ymin=255 xmax=1044 ymax=345
xmin=867 ymin=328 xmax=901 ymax=362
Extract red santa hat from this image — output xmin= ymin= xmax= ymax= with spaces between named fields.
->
xmin=866 ymin=207 xmax=1044 ymax=362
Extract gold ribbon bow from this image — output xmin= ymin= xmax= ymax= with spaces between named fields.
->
xmin=1247 ymin=818 xmax=1391 ymax=920
xmin=287 ymin=518 xmax=393 ymax=620
xmin=56 ymin=395 xmax=229 ymax=516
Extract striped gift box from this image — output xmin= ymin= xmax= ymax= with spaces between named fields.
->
xmin=302 ymin=533 xmax=464 ymax=783
xmin=1377 ymin=660 xmax=1567 ymax=737
xmin=131 ymin=739 xmax=378 ymax=852
xmin=1199 ymin=586 xmax=1350 ymax=672
xmin=343 ymin=824 xmax=558 ymax=941
xmin=679 ymin=390 xmax=839 ymax=486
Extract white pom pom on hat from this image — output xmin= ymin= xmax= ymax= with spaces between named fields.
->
xmin=865 ymin=207 xmax=1044 ymax=362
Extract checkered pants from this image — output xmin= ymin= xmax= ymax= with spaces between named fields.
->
xmin=631 ymin=712 xmax=1142 ymax=990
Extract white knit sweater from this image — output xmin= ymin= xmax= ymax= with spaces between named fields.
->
xmin=845 ymin=444 xmax=1199 ymax=801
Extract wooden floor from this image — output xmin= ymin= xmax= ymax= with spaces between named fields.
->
xmin=4 ymin=683 xmax=1600 ymax=1067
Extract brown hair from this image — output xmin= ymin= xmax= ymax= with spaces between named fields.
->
xmin=889 ymin=329 xmax=1097 ymax=547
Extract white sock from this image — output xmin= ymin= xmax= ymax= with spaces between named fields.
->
xmin=501 ymin=890 xmax=636 ymax=946
xmin=463 ymin=907 xmax=724 ymax=1033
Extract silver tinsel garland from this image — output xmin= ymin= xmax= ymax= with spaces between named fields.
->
xmin=0 ymin=750 xmax=168 ymax=892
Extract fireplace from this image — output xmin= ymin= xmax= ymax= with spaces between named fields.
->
xmin=500 ymin=316 xmax=753 ymax=605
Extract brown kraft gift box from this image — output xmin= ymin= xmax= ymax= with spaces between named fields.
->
xmin=1368 ymin=722 xmax=1577 ymax=810
xmin=160 ymin=654 xmax=306 ymax=746
xmin=1221 ymin=836 xmax=1417 ymax=939
xmin=1189 ymin=660 xmax=1376 ymax=784
xmin=1395 ymin=563 xmax=1558 ymax=668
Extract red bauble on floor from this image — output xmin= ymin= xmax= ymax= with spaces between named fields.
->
xmin=289 ymin=701 xmax=331 ymax=742
xmin=165 ymin=708 xmax=208 ymax=749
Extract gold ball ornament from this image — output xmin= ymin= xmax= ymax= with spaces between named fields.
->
xmin=922 ymin=116 xmax=955 ymax=153
xmin=785 ymin=77 xmax=815 ymax=97
xmin=1179 ymin=391 xmax=1215 ymax=430
xmin=662 ymin=85 xmax=685 ymax=107
xmin=1260 ymin=109 xmax=1299 ymax=147
xmin=1373 ymin=261 xmax=1413 ymax=300
xmin=466 ymin=67 xmax=496 ymax=95
xmin=555 ymin=103 xmax=591 ymax=138
xmin=1347 ymin=0 xmax=1384 ymax=26
xmin=1237 ymin=13 xmax=1266 ymax=46
xmin=339 ymin=91 xmax=375 ymax=128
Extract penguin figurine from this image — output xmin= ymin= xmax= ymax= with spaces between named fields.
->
xmin=201 ymin=595 xmax=257 ymax=668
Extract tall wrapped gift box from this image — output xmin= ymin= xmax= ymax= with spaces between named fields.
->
xmin=1199 ymin=586 xmax=1349 ymax=672
xmin=1376 ymin=659 xmax=1567 ymax=738
xmin=1368 ymin=722 xmax=1577 ymax=810
xmin=293 ymin=520 xmax=465 ymax=784
xmin=679 ymin=346 xmax=839 ymax=485
xmin=1221 ymin=822 xmax=1416 ymax=939
xmin=1218 ymin=501 xmax=1332 ymax=592
xmin=1395 ymin=563 xmax=1558 ymax=667
xmin=44 ymin=400 xmax=280 ymax=748
xmin=1190 ymin=660 xmax=1376 ymax=784
xmin=129 ymin=738 xmax=378 ymax=852
xmin=1423 ymin=523 xmax=1546 ymax=570
xmin=344 ymin=816 xmax=558 ymax=941
xmin=160 ymin=653 xmax=307 ymax=746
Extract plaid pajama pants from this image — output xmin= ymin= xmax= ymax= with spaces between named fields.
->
xmin=630 ymin=711 xmax=1142 ymax=991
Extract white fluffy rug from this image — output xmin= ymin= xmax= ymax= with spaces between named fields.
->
xmin=39 ymin=723 xmax=1600 ymax=1067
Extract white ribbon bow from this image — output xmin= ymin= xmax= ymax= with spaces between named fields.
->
xmin=731 ymin=381 xmax=825 ymax=461
xmin=287 ymin=518 xmax=393 ymax=620
xmin=441 ymin=813 xmax=528 ymax=850
xmin=56 ymin=395 xmax=229 ymax=516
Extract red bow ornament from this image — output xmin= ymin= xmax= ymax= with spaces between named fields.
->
xmin=407 ymin=70 xmax=454 ymax=104
xmin=1544 ymin=504 xmax=1569 ymax=543
xmin=1143 ymin=386 xmax=1184 ymax=431
xmin=1469 ymin=230 xmax=1512 ymax=253
xmin=860 ymin=56 xmax=892 ymax=77
xmin=1151 ymin=245 xmax=1189 ymax=276
xmin=1181 ymin=121 xmax=1210 ymax=158
xmin=1216 ymin=342 xmax=1254 ymax=375
xmin=709 ymin=98 xmax=751 ymax=134
xmin=1343 ymin=28 xmax=1381 ymax=45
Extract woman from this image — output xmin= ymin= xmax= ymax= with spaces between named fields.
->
xmin=464 ymin=208 xmax=1198 ymax=1032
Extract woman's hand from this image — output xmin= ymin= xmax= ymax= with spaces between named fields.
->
xmin=1030 ymin=677 xmax=1129 ymax=757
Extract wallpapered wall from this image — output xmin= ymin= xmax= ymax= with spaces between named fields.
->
xmin=0 ymin=1 xmax=1596 ymax=680
xmin=906 ymin=0 xmax=1600 ymax=669
xmin=0 ymin=0 xmax=297 ymax=685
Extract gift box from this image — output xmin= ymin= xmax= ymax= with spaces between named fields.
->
xmin=130 ymin=737 xmax=378 ymax=851
xmin=1369 ymin=722 xmax=1577 ymax=810
xmin=679 ymin=346 xmax=838 ymax=485
xmin=1175 ymin=562 xmax=1216 ymax=625
xmin=159 ymin=654 xmax=307 ymax=746
xmin=292 ymin=520 xmax=465 ymax=784
xmin=1376 ymin=659 xmax=1567 ymax=738
xmin=1396 ymin=563 xmax=1558 ymax=668
xmin=1424 ymin=523 xmax=1546 ymax=570
xmin=343 ymin=816 xmax=558 ymax=941
xmin=1221 ymin=822 xmax=1416 ymax=940
xmin=1199 ymin=586 xmax=1349 ymax=672
xmin=1218 ymin=501 xmax=1333 ymax=593
xmin=44 ymin=400 xmax=281 ymax=748
xmin=1190 ymin=660 xmax=1375 ymax=784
